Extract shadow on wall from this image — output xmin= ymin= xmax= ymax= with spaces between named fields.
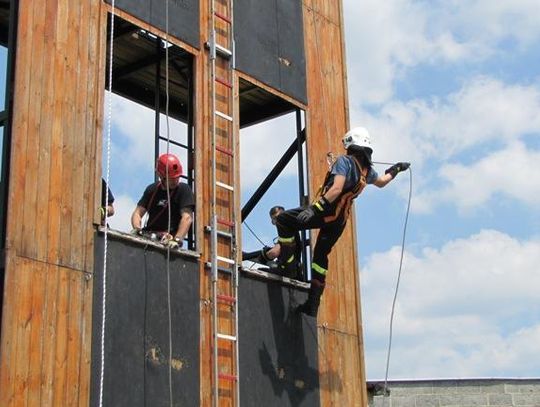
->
xmin=261 ymin=283 xmax=343 ymax=404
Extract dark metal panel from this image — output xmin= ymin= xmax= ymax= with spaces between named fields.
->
xmin=234 ymin=0 xmax=280 ymax=89
xmin=276 ymin=0 xmax=307 ymax=103
xmin=91 ymin=234 xmax=200 ymax=407
xmin=105 ymin=0 xmax=200 ymax=49
xmin=234 ymin=0 xmax=307 ymax=104
xmin=239 ymin=275 xmax=320 ymax=407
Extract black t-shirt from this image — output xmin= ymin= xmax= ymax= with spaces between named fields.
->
xmin=138 ymin=182 xmax=195 ymax=233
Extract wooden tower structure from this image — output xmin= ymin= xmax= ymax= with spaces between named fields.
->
xmin=0 ymin=0 xmax=368 ymax=405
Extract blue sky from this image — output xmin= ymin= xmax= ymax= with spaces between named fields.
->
xmin=0 ymin=0 xmax=530 ymax=382
xmin=342 ymin=0 xmax=540 ymax=379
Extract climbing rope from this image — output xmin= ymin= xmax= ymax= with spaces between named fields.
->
xmin=243 ymin=220 xmax=269 ymax=247
xmin=163 ymin=0 xmax=174 ymax=405
xmin=381 ymin=165 xmax=413 ymax=399
xmin=98 ymin=2 xmax=116 ymax=407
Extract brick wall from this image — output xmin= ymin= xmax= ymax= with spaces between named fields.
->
xmin=367 ymin=379 xmax=540 ymax=407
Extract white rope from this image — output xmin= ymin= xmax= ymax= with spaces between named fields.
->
xmin=99 ymin=2 xmax=115 ymax=407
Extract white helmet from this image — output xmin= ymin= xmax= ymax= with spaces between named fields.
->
xmin=342 ymin=127 xmax=372 ymax=153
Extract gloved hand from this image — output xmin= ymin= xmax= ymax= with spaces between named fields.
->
xmin=260 ymin=246 xmax=273 ymax=262
xmin=161 ymin=233 xmax=182 ymax=249
xmin=297 ymin=197 xmax=331 ymax=223
xmin=130 ymin=228 xmax=142 ymax=236
xmin=100 ymin=207 xmax=106 ymax=221
xmin=166 ymin=239 xmax=180 ymax=249
xmin=385 ymin=162 xmax=410 ymax=178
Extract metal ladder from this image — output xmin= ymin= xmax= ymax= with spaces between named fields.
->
xmin=207 ymin=0 xmax=239 ymax=405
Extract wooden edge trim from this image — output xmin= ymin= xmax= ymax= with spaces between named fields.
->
xmin=96 ymin=226 xmax=201 ymax=259
xmin=101 ymin=3 xmax=200 ymax=56
xmin=240 ymin=265 xmax=310 ymax=290
xmin=236 ymin=71 xmax=308 ymax=111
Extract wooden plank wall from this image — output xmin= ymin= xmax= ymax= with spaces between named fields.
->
xmin=0 ymin=1 xmax=104 ymax=405
xmin=303 ymin=0 xmax=368 ymax=406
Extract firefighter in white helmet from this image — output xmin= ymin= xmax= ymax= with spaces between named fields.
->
xmin=275 ymin=127 xmax=409 ymax=317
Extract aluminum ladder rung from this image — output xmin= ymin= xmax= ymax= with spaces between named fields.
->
xmin=215 ymin=43 xmax=233 ymax=59
xmin=215 ymin=110 xmax=233 ymax=122
xmin=205 ymin=262 xmax=233 ymax=274
xmin=217 ymin=333 xmax=237 ymax=342
xmin=216 ymin=181 xmax=234 ymax=191
xmin=205 ymin=226 xmax=233 ymax=239
xmin=217 ymin=255 xmax=235 ymax=265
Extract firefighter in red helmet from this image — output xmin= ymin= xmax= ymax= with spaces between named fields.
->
xmin=131 ymin=153 xmax=194 ymax=248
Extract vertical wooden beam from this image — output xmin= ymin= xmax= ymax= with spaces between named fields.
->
xmin=0 ymin=1 xmax=103 ymax=405
xmin=303 ymin=0 xmax=368 ymax=405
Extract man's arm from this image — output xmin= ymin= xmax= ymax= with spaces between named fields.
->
xmin=374 ymin=162 xmax=411 ymax=188
xmin=174 ymin=209 xmax=193 ymax=242
xmin=266 ymin=243 xmax=281 ymax=259
xmin=373 ymin=173 xmax=394 ymax=188
xmin=323 ymin=174 xmax=346 ymax=203
xmin=106 ymin=204 xmax=115 ymax=217
xmin=131 ymin=205 xmax=147 ymax=230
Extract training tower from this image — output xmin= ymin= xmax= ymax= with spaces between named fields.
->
xmin=0 ymin=0 xmax=368 ymax=405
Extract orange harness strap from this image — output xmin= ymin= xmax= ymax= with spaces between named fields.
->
xmin=322 ymin=156 xmax=368 ymax=224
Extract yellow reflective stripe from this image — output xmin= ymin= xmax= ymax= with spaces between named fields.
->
xmin=314 ymin=201 xmax=324 ymax=211
xmin=312 ymin=262 xmax=327 ymax=276
xmin=286 ymin=255 xmax=295 ymax=264
xmin=278 ymin=236 xmax=295 ymax=244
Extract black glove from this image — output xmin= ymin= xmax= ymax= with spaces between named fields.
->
xmin=385 ymin=162 xmax=410 ymax=178
xmin=297 ymin=197 xmax=331 ymax=223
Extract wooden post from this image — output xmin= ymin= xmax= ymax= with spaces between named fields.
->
xmin=0 ymin=1 xmax=104 ymax=405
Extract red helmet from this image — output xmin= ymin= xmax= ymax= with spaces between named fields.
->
xmin=156 ymin=153 xmax=183 ymax=178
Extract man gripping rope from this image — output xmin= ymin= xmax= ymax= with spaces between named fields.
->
xmin=131 ymin=153 xmax=195 ymax=249
xmin=275 ymin=127 xmax=409 ymax=317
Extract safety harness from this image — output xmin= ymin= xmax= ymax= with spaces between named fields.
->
xmin=317 ymin=155 xmax=368 ymax=224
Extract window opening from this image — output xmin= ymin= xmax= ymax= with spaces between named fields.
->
xmin=239 ymin=80 xmax=309 ymax=282
xmin=103 ymin=16 xmax=196 ymax=250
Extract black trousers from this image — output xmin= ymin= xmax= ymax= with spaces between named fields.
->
xmin=275 ymin=207 xmax=347 ymax=278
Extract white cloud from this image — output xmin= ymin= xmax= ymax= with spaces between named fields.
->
xmin=351 ymin=78 xmax=540 ymax=212
xmin=361 ymin=229 xmax=540 ymax=378
xmin=240 ymin=113 xmax=299 ymax=189
xmin=107 ymin=92 xmax=155 ymax=167
xmin=452 ymin=0 xmax=540 ymax=48
xmin=343 ymin=0 xmax=540 ymax=105
xmin=107 ymin=92 xmax=188 ymax=169
xmin=416 ymin=142 xmax=540 ymax=213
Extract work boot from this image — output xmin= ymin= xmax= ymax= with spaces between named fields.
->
xmin=297 ymin=279 xmax=325 ymax=317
